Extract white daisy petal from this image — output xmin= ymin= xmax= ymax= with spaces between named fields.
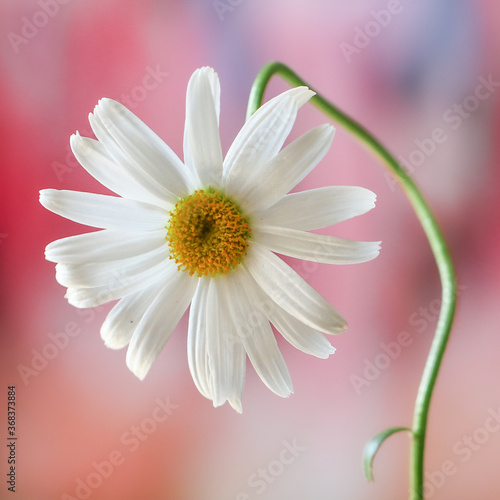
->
xmin=187 ymin=279 xmax=212 ymax=399
xmin=245 ymin=244 xmax=347 ymax=334
xmin=183 ymin=67 xmax=223 ymax=187
xmin=188 ymin=278 xmax=246 ymax=410
xmin=253 ymin=226 xmax=381 ymax=265
xmin=256 ymin=186 xmax=376 ymax=231
xmin=228 ymin=386 xmax=245 ymax=413
xmin=100 ymin=284 xmax=164 ymax=350
xmin=88 ymin=113 xmax=174 ymax=207
xmin=94 ymin=98 xmax=191 ymax=201
xmin=40 ymin=189 xmax=167 ymax=231
xmin=126 ymin=270 xmax=197 ymax=380
xmin=266 ymin=303 xmax=336 ymax=359
xmin=70 ymin=133 xmax=167 ymax=207
xmin=227 ymin=268 xmax=293 ymax=398
xmin=65 ymin=258 xmax=176 ymax=309
xmin=223 ymin=87 xmax=314 ymax=197
xmin=55 ymin=244 xmax=169 ymax=288
xmin=45 ymin=229 xmax=166 ymax=263
xmin=231 ymin=124 xmax=334 ymax=213
xmin=207 ymin=278 xmax=246 ymax=410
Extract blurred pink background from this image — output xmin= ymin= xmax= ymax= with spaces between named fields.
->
xmin=1 ymin=0 xmax=500 ymax=499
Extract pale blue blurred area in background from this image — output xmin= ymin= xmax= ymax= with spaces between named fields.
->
xmin=376 ymin=0 xmax=482 ymax=102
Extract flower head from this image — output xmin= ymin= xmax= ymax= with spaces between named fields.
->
xmin=40 ymin=67 xmax=380 ymax=412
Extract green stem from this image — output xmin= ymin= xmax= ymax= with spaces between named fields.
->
xmin=247 ymin=62 xmax=457 ymax=500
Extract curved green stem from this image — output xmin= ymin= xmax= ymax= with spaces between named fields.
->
xmin=247 ymin=62 xmax=457 ymax=500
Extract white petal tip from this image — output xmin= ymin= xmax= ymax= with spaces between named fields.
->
xmin=98 ymin=97 xmax=112 ymax=106
xmin=70 ymin=130 xmax=81 ymax=140
xmin=126 ymin=342 xmax=159 ymax=381
xmin=126 ymin=357 xmax=150 ymax=381
xmin=69 ymin=132 xmax=83 ymax=153
xmin=65 ymin=297 xmax=91 ymax=309
xmin=272 ymin=380 xmax=294 ymax=398
xmin=348 ymin=241 xmax=382 ymax=264
xmin=369 ymin=241 xmax=382 ymax=259
xmin=314 ymin=343 xmax=337 ymax=358
xmin=229 ymin=400 xmax=243 ymax=413
xmin=292 ymin=86 xmax=316 ymax=107
xmin=101 ymin=326 xmax=130 ymax=350
xmin=317 ymin=123 xmax=336 ymax=143
xmin=325 ymin=321 xmax=348 ymax=335
xmin=356 ymin=188 xmax=377 ymax=213
xmin=213 ymin=398 xmax=243 ymax=413
xmin=326 ymin=346 xmax=337 ymax=356
xmin=94 ymin=98 xmax=114 ymax=114
xmin=196 ymin=66 xmax=216 ymax=76
xmin=44 ymin=248 xmax=54 ymax=262
xmin=103 ymin=341 xmax=128 ymax=351
xmin=276 ymin=86 xmax=316 ymax=109
xmin=39 ymin=189 xmax=54 ymax=206
xmin=337 ymin=323 xmax=348 ymax=333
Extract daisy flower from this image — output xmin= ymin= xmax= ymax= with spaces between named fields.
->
xmin=40 ymin=67 xmax=380 ymax=412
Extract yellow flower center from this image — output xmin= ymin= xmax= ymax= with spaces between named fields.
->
xmin=166 ymin=187 xmax=251 ymax=277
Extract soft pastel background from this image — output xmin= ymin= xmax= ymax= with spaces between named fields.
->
xmin=1 ymin=0 xmax=500 ymax=499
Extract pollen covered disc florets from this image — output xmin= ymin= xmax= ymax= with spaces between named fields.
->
xmin=166 ymin=187 xmax=251 ymax=277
